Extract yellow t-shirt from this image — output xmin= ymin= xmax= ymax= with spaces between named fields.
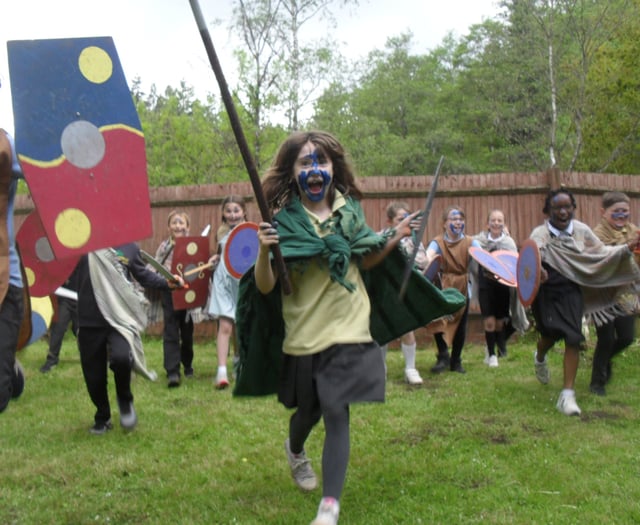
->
xmin=281 ymin=197 xmax=373 ymax=356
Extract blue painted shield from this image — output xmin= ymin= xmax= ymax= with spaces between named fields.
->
xmin=469 ymin=246 xmax=515 ymax=285
xmin=224 ymin=222 xmax=259 ymax=279
xmin=423 ymin=254 xmax=441 ymax=282
xmin=492 ymin=250 xmax=518 ymax=287
xmin=516 ymin=239 xmax=541 ymax=307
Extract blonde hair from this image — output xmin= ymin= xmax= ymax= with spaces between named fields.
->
xmin=386 ymin=201 xmax=410 ymax=220
xmin=167 ymin=209 xmax=190 ymax=227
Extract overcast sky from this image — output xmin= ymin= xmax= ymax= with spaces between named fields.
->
xmin=1 ymin=0 xmax=501 ymax=134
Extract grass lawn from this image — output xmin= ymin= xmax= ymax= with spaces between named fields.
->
xmin=1 ymin=331 xmax=639 ymax=524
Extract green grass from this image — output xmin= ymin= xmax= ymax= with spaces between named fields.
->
xmin=2 ymin=332 xmax=640 ymax=524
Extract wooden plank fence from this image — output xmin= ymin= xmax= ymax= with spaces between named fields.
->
xmin=13 ymin=170 xmax=640 ymax=346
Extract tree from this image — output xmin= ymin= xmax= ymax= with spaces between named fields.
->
xmin=230 ymin=0 xmax=357 ymax=132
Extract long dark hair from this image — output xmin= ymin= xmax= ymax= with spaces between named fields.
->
xmin=262 ymin=130 xmax=363 ymax=211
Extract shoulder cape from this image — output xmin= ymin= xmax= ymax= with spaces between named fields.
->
xmin=233 ymin=197 xmax=466 ymax=396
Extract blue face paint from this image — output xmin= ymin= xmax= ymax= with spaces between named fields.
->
xmin=611 ymin=212 xmax=630 ymax=220
xmin=297 ymin=150 xmax=331 ymax=202
xmin=447 ymin=213 xmax=465 ymax=236
xmin=449 ymin=222 xmax=465 ymax=235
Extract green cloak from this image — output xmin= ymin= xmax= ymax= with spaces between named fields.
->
xmin=233 ymin=196 xmax=466 ymax=396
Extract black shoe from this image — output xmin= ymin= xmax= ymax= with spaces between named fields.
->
xmin=39 ymin=361 xmax=56 ymax=373
xmin=430 ymin=359 xmax=449 ymax=374
xmin=89 ymin=419 xmax=113 ymax=435
xmin=167 ymin=373 xmax=181 ymax=388
xmin=589 ymin=383 xmax=606 ymax=396
xmin=11 ymin=360 xmax=25 ymax=399
xmin=184 ymin=367 xmax=194 ymax=378
xmin=450 ymin=362 xmax=466 ymax=374
xmin=117 ymin=399 xmax=138 ymax=431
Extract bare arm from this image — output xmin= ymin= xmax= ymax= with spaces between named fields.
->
xmin=255 ymin=222 xmax=279 ymax=294
xmin=361 ymin=211 xmax=419 ymax=270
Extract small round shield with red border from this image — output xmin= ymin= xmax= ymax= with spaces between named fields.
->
xmin=492 ymin=250 xmax=518 ymax=287
xmin=224 ymin=222 xmax=259 ymax=279
xmin=469 ymin=246 xmax=515 ymax=285
xmin=516 ymin=239 xmax=541 ymax=307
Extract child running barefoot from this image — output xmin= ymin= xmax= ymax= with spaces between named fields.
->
xmin=207 ymin=195 xmax=247 ymax=389
xmin=234 ymin=131 xmax=465 ymax=525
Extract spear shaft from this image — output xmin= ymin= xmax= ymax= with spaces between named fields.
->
xmin=188 ymin=0 xmax=291 ymax=294
xmin=398 ymin=155 xmax=444 ymax=300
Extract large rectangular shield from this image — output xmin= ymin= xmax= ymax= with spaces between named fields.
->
xmin=8 ymin=37 xmax=152 ymax=259
xmin=172 ymin=236 xmax=211 ymax=310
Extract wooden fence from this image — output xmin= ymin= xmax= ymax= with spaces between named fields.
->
xmin=13 ymin=170 xmax=640 ymax=345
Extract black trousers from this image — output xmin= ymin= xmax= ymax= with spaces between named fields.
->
xmin=161 ymin=291 xmax=194 ymax=376
xmin=45 ymin=296 xmax=78 ymax=365
xmin=591 ymin=314 xmax=636 ymax=386
xmin=78 ymin=325 xmax=134 ymax=424
xmin=0 ymin=285 xmax=23 ymax=413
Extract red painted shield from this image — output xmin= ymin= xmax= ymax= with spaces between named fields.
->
xmin=17 ymin=209 xmax=80 ymax=297
xmin=171 ymin=236 xmax=211 ymax=310
xmin=224 ymin=222 xmax=259 ymax=279
xmin=517 ymin=239 xmax=541 ymax=307
xmin=8 ymin=37 xmax=152 ymax=259
xmin=469 ymin=246 xmax=516 ymax=285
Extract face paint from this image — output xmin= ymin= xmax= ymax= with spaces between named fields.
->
xmin=447 ymin=212 xmax=465 ymax=236
xmin=297 ymin=150 xmax=332 ymax=202
xmin=449 ymin=222 xmax=465 ymax=235
xmin=611 ymin=212 xmax=630 ymax=220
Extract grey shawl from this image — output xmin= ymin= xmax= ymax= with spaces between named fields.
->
xmin=530 ymin=220 xmax=640 ymax=326
xmin=88 ymin=249 xmax=158 ymax=381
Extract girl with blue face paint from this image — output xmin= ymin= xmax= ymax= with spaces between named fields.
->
xmin=425 ymin=206 xmax=481 ymax=374
xmin=589 ymin=191 xmax=640 ymax=397
xmin=245 ymin=130 xmax=461 ymax=525
xmin=296 ymin=148 xmax=333 ymax=204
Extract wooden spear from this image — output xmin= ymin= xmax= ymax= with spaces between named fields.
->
xmin=188 ymin=0 xmax=291 ymax=294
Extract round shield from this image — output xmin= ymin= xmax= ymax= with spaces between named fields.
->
xmin=27 ymin=295 xmax=53 ymax=346
xmin=492 ymin=250 xmax=518 ymax=287
xmin=469 ymin=246 xmax=515 ymax=285
xmin=224 ymin=222 xmax=259 ymax=279
xmin=17 ymin=210 xmax=80 ymax=297
xmin=423 ymin=254 xmax=442 ymax=282
xmin=516 ymin=239 xmax=541 ymax=307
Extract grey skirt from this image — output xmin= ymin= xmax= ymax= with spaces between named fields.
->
xmin=278 ymin=342 xmax=386 ymax=410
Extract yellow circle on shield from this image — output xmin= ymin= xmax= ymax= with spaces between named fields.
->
xmin=55 ymin=208 xmax=92 ymax=249
xmin=78 ymin=46 xmax=113 ymax=84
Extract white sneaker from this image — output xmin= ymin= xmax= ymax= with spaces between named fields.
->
xmin=556 ymin=391 xmax=581 ymax=416
xmin=487 ymin=355 xmax=499 ymax=368
xmin=534 ymin=352 xmax=550 ymax=384
xmin=284 ymin=438 xmax=318 ymax=492
xmin=483 ymin=346 xmax=490 ymax=365
xmin=310 ymin=497 xmax=340 ymax=525
xmin=215 ymin=369 xmax=229 ymax=390
xmin=404 ymin=368 xmax=423 ymax=385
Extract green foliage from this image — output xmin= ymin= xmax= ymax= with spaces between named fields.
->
xmin=135 ymin=1 xmax=640 ymax=183
xmin=4 ymin=335 xmax=640 ymax=523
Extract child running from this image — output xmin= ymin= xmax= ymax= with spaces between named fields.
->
xmin=207 ymin=195 xmax=248 ymax=389
xmin=154 ymin=210 xmax=195 ymax=387
xmin=233 ymin=131 xmax=465 ymax=525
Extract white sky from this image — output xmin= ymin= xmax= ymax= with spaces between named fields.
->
xmin=0 ymin=0 xmax=501 ymax=135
